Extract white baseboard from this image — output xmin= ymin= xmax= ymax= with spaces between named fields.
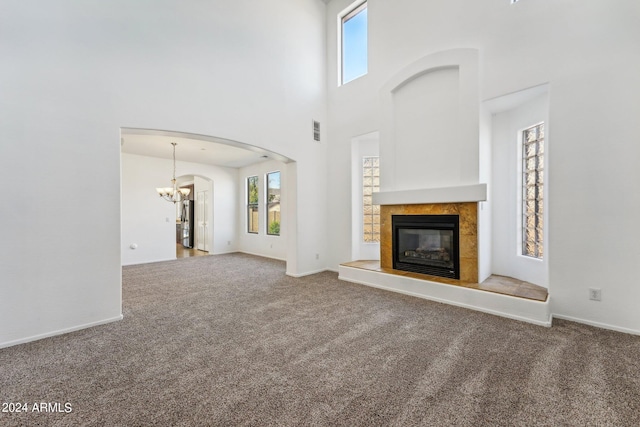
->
xmin=122 ymin=257 xmax=176 ymax=266
xmin=552 ymin=314 xmax=640 ymax=336
xmin=0 ymin=315 xmax=124 ymax=349
xmin=286 ymin=268 xmax=328 ymax=278
xmin=210 ymin=250 xmax=237 ymax=255
xmin=238 ymin=251 xmax=286 ymax=262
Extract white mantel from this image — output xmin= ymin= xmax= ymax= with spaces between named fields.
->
xmin=372 ymin=184 xmax=487 ymax=206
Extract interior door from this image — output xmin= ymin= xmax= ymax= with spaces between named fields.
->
xmin=196 ymin=190 xmax=208 ymax=251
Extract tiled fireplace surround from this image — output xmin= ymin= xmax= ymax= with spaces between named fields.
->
xmin=380 ymin=202 xmax=478 ymax=283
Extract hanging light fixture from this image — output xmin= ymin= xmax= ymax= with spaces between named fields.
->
xmin=156 ymin=142 xmax=191 ymax=203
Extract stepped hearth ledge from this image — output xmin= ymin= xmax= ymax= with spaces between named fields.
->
xmin=341 ymin=182 xmax=551 ymax=326
xmin=372 ymin=183 xmax=487 ymax=205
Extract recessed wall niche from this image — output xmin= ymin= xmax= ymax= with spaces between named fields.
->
xmin=483 ymin=83 xmax=550 ymax=287
xmin=379 ymin=48 xmax=480 ymax=193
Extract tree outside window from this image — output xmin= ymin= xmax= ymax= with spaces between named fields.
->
xmin=247 ymin=176 xmax=259 ymax=234
xmin=266 ymin=171 xmax=281 ymax=236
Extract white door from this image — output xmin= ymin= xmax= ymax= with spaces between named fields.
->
xmin=196 ymin=190 xmax=208 ymax=251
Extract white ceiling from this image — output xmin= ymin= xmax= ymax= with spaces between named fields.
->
xmin=121 ymin=129 xmax=290 ymax=169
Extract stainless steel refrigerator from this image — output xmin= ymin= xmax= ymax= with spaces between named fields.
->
xmin=180 ymin=200 xmax=194 ymax=248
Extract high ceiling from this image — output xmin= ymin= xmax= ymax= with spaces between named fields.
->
xmin=120 ymin=129 xmax=290 ymax=169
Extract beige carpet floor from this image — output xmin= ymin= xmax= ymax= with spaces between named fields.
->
xmin=1 ymin=253 xmax=639 ymax=426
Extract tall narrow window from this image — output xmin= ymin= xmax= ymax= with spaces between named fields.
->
xmin=522 ymin=123 xmax=544 ymax=258
xmin=363 ymin=157 xmax=380 ymax=242
xmin=247 ymin=176 xmax=259 ymax=234
xmin=340 ymin=0 xmax=368 ymax=85
xmin=266 ymin=171 xmax=281 ymax=236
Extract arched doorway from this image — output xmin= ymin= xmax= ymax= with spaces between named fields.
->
xmin=120 ymin=127 xmax=296 ymax=270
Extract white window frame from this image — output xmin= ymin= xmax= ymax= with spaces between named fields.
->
xmin=337 ymin=0 xmax=368 ymax=86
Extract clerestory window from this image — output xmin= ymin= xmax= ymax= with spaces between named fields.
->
xmin=340 ymin=0 xmax=368 ymax=85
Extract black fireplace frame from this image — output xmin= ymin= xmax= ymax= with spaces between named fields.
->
xmin=392 ymin=214 xmax=460 ymax=279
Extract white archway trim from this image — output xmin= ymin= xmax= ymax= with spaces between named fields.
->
xmin=121 ymin=127 xmax=294 ymax=164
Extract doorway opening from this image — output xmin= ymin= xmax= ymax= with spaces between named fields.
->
xmin=175 ymin=175 xmax=213 ymax=259
xmin=120 ymin=127 xmax=297 ymax=272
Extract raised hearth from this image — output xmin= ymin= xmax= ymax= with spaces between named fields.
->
xmin=337 ymin=260 xmax=551 ymax=326
xmin=340 ymin=188 xmax=551 ymax=326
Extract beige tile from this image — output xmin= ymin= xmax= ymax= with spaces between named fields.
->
xmin=460 ymin=257 xmax=478 ymax=282
xmin=459 ymin=235 xmax=478 ymax=259
xmin=514 ymin=287 xmax=548 ymax=302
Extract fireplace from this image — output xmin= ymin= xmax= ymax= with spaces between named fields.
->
xmin=392 ymin=214 xmax=460 ymax=279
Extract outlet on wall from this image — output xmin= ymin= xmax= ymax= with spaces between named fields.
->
xmin=589 ymin=288 xmax=602 ymax=301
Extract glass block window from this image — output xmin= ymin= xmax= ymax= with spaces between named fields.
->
xmin=341 ymin=1 xmax=368 ymax=85
xmin=522 ymin=123 xmax=544 ymax=258
xmin=266 ymin=171 xmax=281 ymax=236
xmin=247 ymin=176 xmax=259 ymax=234
xmin=363 ymin=156 xmax=380 ymax=243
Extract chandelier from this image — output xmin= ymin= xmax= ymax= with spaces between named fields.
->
xmin=156 ymin=142 xmax=191 ymax=203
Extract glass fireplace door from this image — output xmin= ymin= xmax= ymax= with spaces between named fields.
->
xmin=392 ymin=215 xmax=460 ymax=279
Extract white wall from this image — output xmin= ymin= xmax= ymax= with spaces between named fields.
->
xmin=326 ymin=0 xmax=640 ymax=334
xmin=0 ymin=0 xmax=327 ymax=347
xmin=350 ymin=132 xmax=380 ymax=261
xmin=237 ymin=160 xmax=288 ymax=261
xmin=121 ymin=154 xmax=178 ymax=265
xmin=478 ymin=106 xmax=493 ymax=284
xmin=122 ymin=153 xmax=238 ymax=266
xmin=490 ymin=92 xmax=549 ymax=287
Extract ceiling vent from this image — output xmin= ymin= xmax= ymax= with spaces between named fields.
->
xmin=313 ymin=120 xmax=321 ymax=142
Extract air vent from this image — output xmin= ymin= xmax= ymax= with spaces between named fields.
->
xmin=313 ymin=120 xmax=321 ymax=142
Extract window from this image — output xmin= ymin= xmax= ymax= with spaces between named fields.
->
xmin=266 ymin=171 xmax=281 ymax=236
xmin=363 ymin=157 xmax=380 ymax=242
xmin=247 ymin=176 xmax=259 ymax=234
xmin=340 ymin=0 xmax=368 ymax=85
xmin=522 ymin=123 xmax=544 ymax=258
